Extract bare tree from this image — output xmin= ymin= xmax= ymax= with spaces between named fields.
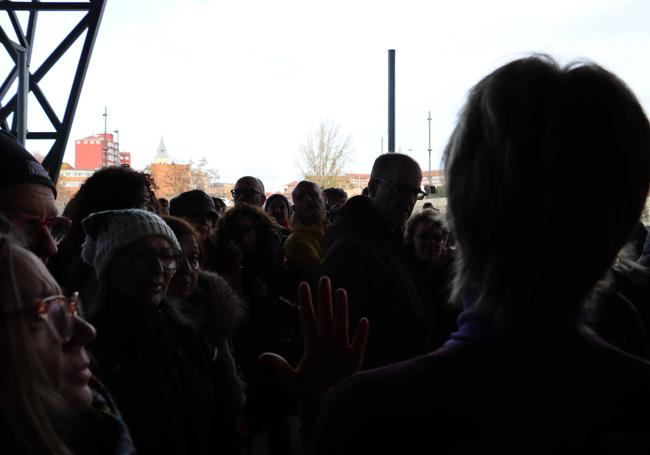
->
xmin=189 ymin=157 xmax=220 ymax=192
xmin=298 ymin=120 xmax=353 ymax=188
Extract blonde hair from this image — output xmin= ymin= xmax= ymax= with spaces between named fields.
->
xmin=443 ymin=55 xmax=650 ymax=331
xmin=0 ymin=236 xmax=71 ymax=454
xmin=404 ymin=209 xmax=448 ymax=246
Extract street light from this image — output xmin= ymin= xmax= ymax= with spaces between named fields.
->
xmin=427 ymin=111 xmax=432 ymax=188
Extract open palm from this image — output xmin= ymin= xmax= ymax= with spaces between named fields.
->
xmin=259 ymin=276 xmax=369 ymax=404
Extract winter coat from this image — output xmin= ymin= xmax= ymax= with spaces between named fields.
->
xmin=406 ymin=251 xmax=460 ymax=349
xmin=322 ymin=196 xmax=433 ymax=368
xmin=168 ymin=270 xmax=247 ymax=414
xmin=310 ymin=320 xmax=650 ymax=454
xmin=90 ymin=298 xmax=242 ymax=455
xmin=284 ymin=216 xmax=327 ymax=286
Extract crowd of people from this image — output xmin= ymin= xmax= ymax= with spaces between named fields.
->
xmin=2 ymin=54 xmax=650 ymax=454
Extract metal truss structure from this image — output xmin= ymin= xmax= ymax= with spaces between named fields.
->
xmin=0 ymin=0 xmax=107 ymax=183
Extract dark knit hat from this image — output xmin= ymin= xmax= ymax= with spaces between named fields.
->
xmin=0 ymin=130 xmax=56 ymax=196
xmin=170 ymin=189 xmax=219 ymax=219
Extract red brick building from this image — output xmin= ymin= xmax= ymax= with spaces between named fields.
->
xmin=75 ymin=133 xmax=120 ymax=169
xmin=119 ymin=151 xmax=131 ymax=166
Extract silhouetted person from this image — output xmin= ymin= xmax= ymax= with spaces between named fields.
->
xmin=322 ymin=153 xmax=430 ymax=368
xmin=158 ymin=197 xmax=170 ymax=216
xmin=322 ymin=187 xmax=348 ymax=211
xmin=170 ymin=189 xmax=220 ymax=244
xmin=311 ymin=55 xmax=650 ymax=454
xmin=284 ymin=181 xmax=327 ymax=287
xmin=404 ymin=209 xmax=458 ymax=349
xmin=212 ymin=197 xmax=227 ymax=217
xmin=232 ymin=176 xmax=266 ymax=207
xmin=265 ymin=193 xmax=293 ymax=229
xmin=0 ymin=131 xmax=64 ymax=263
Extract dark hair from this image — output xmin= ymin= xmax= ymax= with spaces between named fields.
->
xmin=212 ymin=197 xmax=227 ymax=213
xmin=323 ymin=187 xmax=348 ymax=201
xmin=264 ymin=193 xmax=292 ymax=217
xmin=443 ymin=55 xmax=650 ymax=329
xmin=163 ymin=216 xmax=204 ymax=263
xmin=65 ymin=166 xmax=157 ymax=250
xmin=215 ymin=204 xmax=281 ymax=251
xmin=370 ymin=153 xmax=420 ymax=179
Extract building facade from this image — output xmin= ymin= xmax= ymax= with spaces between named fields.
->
xmin=75 ymin=133 xmax=120 ymax=169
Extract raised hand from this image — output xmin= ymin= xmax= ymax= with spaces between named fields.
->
xmin=259 ymin=276 xmax=369 ymax=405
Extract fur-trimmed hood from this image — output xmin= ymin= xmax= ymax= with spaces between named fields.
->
xmin=170 ymin=270 xmax=247 ymax=344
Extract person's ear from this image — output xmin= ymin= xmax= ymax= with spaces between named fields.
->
xmin=260 ymin=195 xmax=266 ymax=206
xmin=368 ymin=178 xmax=378 ymax=198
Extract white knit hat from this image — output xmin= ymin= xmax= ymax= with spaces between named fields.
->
xmin=81 ymin=209 xmax=181 ymax=279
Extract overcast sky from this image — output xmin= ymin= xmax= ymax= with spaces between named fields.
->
xmin=2 ymin=0 xmax=650 ymax=192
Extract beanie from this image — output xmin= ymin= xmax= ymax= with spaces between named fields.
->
xmin=169 ymin=189 xmax=219 ymax=219
xmin=0 ymin=130 xmax=56 ymax=196
xmin=81 ymin=209 xmax=181 ymax=279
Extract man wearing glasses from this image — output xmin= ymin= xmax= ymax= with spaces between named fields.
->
xmin=231 ymin=175 xmax=266 ymax=207
xmin=0 ymin=131 xmax=68 ymax=263
xmin=322 ymin=153 xmax=432 ymax=369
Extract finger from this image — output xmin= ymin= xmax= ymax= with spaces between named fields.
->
xmin=259 ymin=352 xmax=297 ymax=391
xmin=298 ymin=281 xmax=317 ymax=351
xmin=318 ymin=276 xmax=335 ymax=337
xmin=350 ymin=317 xmax=369 ymax=372
xmin=334 ymin=287 xmax=349 ymax=342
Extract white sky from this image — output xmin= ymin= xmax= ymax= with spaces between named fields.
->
xmin=2 ymin=0 xmax=650 ymax=192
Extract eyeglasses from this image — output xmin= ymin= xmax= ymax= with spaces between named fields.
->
xmin=12 ymin=214 xmax=71 ymax=244
xmin=231 ymin=188 xmax=263 ymax=198
xmin=179 ymin=253 xmax=201 ymax=271
xmin=127 ymin=247 xmax=183 ymax=271
xmin=5 ymin=292 xmax=79 ymax=343
xmin=374 ymin=177 xmax=427 ymax=201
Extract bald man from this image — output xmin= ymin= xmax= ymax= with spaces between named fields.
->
xmin=231 ymin=176 xmax=266 ymax=207
xmin=284 ymin=180 xmax=327 ymax=285
xmin=322 ymin=153 xmax=432 ymax=369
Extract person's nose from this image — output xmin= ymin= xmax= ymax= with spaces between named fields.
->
xmin=34 ymin=226 xmax=58 ymax=263
xmin=152 ymin=256 xmax=165 ymax=274
xmin=65 ymin=315 xmax=97 ymax=347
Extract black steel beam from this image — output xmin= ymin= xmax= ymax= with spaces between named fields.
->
xmin=27 ymin=131 xmax=57 ymax=140
xmin=0 ymin=13 xmax=89 ymax=119
xmin=0 ymin=2 xmax=92 ymax=11
xmin=42 ymin=0 xmax=107 ymax=183
xmin=0 ymin=0 xmax=106 ymax=183
xmin=6 ymin=7 xmax=27 ymax=48
xmin=31 ymin=79 xmax=61 ymax=130
xmin=26 ymin=8 xmax=37 ymax=62
xmin=0 ymin=66 xmax=16 ymax=100
xmin=0 ymin=23 xmax=17 ymax=60
xmin=32 ymin=13 xmax=89 ymax=82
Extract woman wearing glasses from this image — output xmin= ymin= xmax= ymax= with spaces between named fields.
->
xmin=0 ymin=234 xmax=135 ymax=454
xmin=404 ymin=209 xmax=458 ymax=349
xmin=163 ymin=216 xmax=246 ymax=419
xmin=81 ymin=209 xmax=243 ymax=454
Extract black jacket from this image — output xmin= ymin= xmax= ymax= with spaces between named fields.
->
xmin=322 ymin=196 xmax=433 ymax=368
xmin=90 ymin=299 xmax=241 ymax=455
